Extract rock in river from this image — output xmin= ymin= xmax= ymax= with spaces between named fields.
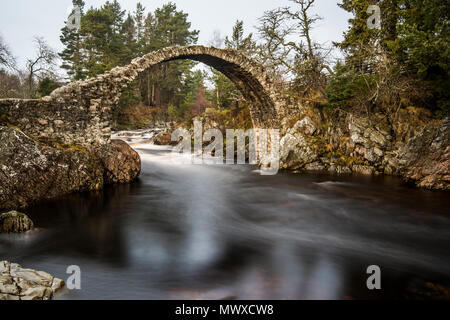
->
xmin=95 ymin=139 xmax=141 ymax=185
xmin=0 ymin=211 xmax=34 ymax=233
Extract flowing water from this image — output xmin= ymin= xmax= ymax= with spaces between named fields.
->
xmin=1 ymin=142 xmax=449 ymax=300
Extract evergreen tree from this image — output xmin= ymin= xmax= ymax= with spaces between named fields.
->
xmin=225 ymin=20 xmax=255 ymax=54
xmin=121 ymin=14 xmax=137 ymax=64
xmin=336 ymin=0 xmax=383 ymax=70
xmin=37 ymin=78 xmax=61 ymax=97
xmin=80 ymin=1 xmax=130 ymax=77
xmin=134 ymin=2 xmax=146 ymax=48
xmin=143 ymin=12 xmax=155 ymax=48
xmin=390 ymin=0 xmax=449 ymax=79
xmin=393 ymin=0 xmax=449 ymax=115
xmin=139 ymin=2 xmax=199 ymax=114
xmin=103 ymin=0 xmax=125 ymax=33
xmin=336 ymin=0 xmax=449 ymax=115
xmin=213 ymin=20 xmax=255 ymax=110
xmin=150 ymin=2 xmax=199 ymax=49
xmin=59 ymin=0 xmax=85 ymax=80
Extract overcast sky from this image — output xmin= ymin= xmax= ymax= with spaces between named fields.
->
xmin=0 ymin=0 xmax=352 ymax=69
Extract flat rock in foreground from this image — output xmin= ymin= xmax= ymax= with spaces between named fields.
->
xmin=0 ymin=261 xmax=64 ymax=300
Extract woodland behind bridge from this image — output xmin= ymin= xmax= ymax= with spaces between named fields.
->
xmin=0 ymin=0 xmax=448 ymax=130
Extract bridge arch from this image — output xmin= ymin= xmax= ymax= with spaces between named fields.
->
xmin=53 ymin=46 xmax=280 ymax=139
xmin=0 ymin=46 xmax=280 ymax=146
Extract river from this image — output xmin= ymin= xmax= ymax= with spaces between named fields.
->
xmin=1 ymin=140 xmax=449 ymax=300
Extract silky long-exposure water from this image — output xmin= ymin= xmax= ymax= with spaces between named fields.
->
xmin=1 ymin=143 xmax=449 ymax=300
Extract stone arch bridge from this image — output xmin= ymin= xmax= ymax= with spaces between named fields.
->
xmin=0 ymin=46 xmax=281 ymax=146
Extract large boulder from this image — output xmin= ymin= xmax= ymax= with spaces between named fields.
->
xmin=0 ymin=211 xmax=34 ymax=233
xmin=95 ymin=139 xmax=141 ymax=184
xmin=0 ymin=126 xmax=142 ymax=211
xmin=0 ymin=126 xmax=104 ymax=211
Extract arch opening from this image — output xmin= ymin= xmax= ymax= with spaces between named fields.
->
xmin=112 ymin=46 xmax=279 ymax=129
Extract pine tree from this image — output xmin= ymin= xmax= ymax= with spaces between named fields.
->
xmin=215 ymin=20 xmax=255 ymax=110
xmin=337 ymin=1 xmax=404 ymax=66
xmin=148 ymin=2 xmax=199 ymax=49
xmin=121 ymin=14 xmax=137 ymax=64
xmin=225 ymin=20 xmax=255 ymax=54
xmin=390 ymin=0 xmax=449 ymax=115
xmin=336 ymin=0 xmax=383 ymax=70
xmin=59 ymin=0 xmax=85 ymax=80
xmin=336 ymin=0 xmax=449 ymax=115
xmin=103 ymin=0 xmax=125 ymax=34
xmin=134 ymin=2 xmax=146 ymax=48
xmin=80 ymin=1 xmax=130 ymax=77
xmin=143 ymin=12 xmax=155 ymax=47
xmin=139 ymin=2 xmax=199 ymax=111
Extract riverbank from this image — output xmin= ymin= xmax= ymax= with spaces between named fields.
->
xmin=172 ymin=105 xmax=449 ymax=190
xmin=0 ymin=125 xmax=141 ymax=212
xmin=277 ymin=104 xmax=450 ymax=191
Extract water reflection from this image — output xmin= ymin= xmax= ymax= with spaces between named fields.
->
xmin=1 ymin=144 xmax=449 ymax=300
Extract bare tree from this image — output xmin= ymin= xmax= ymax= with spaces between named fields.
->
xmin=257 ymin=0 xmax=333 ymax=97
xmin=257 ymin=9 xmax=296 ymax=74
xmin=208 ymin=30 xmax=224 ymax=48
xmin=0 ymin=35 xmax=16 ymax=70
xmin=26 ymin=37 xmax=58 ymax=98
xmin=358 ymin=45 xmax=429 ymax=129
xmin=282 ymin=0 xmax=320 ymax=60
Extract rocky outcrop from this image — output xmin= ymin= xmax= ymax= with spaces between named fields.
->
xmin=0 ymin=211 xmax=34 ymax=233
xmin=396 ymin=118 xmax=450 ymax=190
xmin=95 ymin=139 xmax=141 ymax=184
xmin=153 ymin=130 xmax=175 ymax=146
xmin=0 ymin=261 xmax=64 ymax=300
xmin=280 ymin=117 xmax=321 ymax=171
xmin=279 ymin=105 xmax=449 ymax=190
xmin=0 ymin=126 xmax=141 ymax=211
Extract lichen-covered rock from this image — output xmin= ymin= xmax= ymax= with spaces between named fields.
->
xmin=0 ymin=126 xmax=104 ymax=211
xmin=279 ymin=118 xmax=320 ymax=170
xmin=0 ymin=211 xmax=34 ymax=233
xmin=292 ymin=117 xmax=318 ymax=136
xmin=0 ymin=261 xmax=64 ymax=300
xmin=278 ymin=105 xmax=449 ymax=190
xmin=348 ymin=115 xmax=391 ymax=148
xmin=153 ymin=130 xmax=175 ymax=146
xmin=305 ymin=162 xmax=326 ymax=171
xmin=0 ymin=126 xmax=143 ymax=211
xmin=95 ymin=139 xmax=141 ymax=184
xmin=352 ymin=165 xmax=376 ymax=176
xmin=396 ymin=118 xmax=450 ymax=190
